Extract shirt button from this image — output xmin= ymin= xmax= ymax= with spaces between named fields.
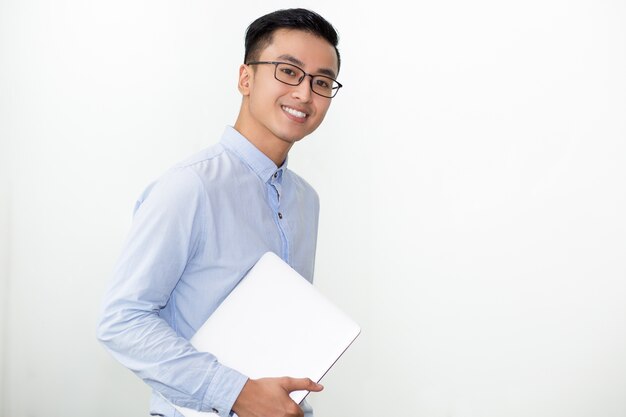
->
xmin=274 ymin=172 xmax=278 ymax=178
xmin=278 ymin=212 xmax=283 ymax=219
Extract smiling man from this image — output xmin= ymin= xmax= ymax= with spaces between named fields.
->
xmin=97 ymin=8 xmax=342 ymax=417
xmin=235 ymin=28 xmax=340 ymax=165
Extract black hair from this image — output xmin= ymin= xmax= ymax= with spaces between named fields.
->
xmin=244 ymin=8 xmax=341 ymax=72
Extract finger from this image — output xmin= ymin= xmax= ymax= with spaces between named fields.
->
xmin=288 ymin=401 xmax=304 ymax=417
xmin=282 ymin=377 xmax=324 ymax=392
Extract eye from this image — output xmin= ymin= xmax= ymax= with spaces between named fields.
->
xmin=314 ymin=77 xmax=334 ymax=92
xmin=280 ymin=67 xmax=298 ymax=78
xmin=315 ymin=79 xmax=331 ymax=89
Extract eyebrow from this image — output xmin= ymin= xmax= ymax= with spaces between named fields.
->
xmin=276 ymin=54 xmax=337 ymax=79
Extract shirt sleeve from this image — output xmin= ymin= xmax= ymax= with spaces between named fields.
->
xmin=96 ymin=167 xmax=248 ymax=417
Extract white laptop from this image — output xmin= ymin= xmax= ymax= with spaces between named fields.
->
xmin=170 ymin=251 xmax=361 ymax=417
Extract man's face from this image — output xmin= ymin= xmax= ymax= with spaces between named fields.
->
xmin=240 ymin=28 xmax=339 ymax=147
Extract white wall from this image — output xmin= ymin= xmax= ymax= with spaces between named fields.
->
xmin=1 ymin=0 xmax=625 ymax=416
xmin=1 ymin=0 xmax=12 ymax=408
xmin=0 ymin=88 xmax=9 ymax=417
xmin=0 ymin=132 xmax=8 ymax=416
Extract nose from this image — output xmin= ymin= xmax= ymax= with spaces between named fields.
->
xmin=291 ymin=75 xmax=314 ymax=102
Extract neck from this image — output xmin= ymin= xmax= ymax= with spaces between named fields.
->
xmin=234 ymin=109 xmax=293 ymax=167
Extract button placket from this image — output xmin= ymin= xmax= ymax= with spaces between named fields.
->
xmin=268 ymin=172 xmax=288 ymax=261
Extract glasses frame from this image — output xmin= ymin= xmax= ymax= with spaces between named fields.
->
xmin=246 ymin=61 xmax=343 ymax=98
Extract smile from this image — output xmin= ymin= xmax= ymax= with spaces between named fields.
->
xmin=282 ymin=105 xmax=308 ymax=119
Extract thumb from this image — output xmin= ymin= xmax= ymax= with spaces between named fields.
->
xmin=282 ymin=377 xmax=324 ymax=393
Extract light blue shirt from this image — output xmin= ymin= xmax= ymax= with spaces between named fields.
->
xmin=97 ymin=126 xmax=320 ymax=417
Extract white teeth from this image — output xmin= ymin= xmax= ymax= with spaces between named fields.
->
xmin=282 ymin=106 xmax=307 ymax=118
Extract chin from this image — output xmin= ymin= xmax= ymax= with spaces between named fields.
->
xmin=277 ymin=128 xmax=309 ymax=143
xmin=279 ymin=135 xmax=304 ymax=145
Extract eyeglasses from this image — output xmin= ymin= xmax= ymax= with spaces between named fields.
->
xmin=246 ymin=61 xmax=342 ymax=98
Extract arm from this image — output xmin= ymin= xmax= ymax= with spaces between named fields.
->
xmin=96 ymin=168 xmax=247 ymax=416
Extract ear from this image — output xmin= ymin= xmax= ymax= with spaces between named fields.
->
xmin=238 ymin=64 xmax=251 ymax=95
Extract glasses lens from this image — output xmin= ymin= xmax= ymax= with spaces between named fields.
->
xmin=275 ymin=63 xmax=304 ymax=86
xmin=273 ymin=62 xmax=340 ymax=98
xmin=311 ymin=76 xmax=339 ymax=98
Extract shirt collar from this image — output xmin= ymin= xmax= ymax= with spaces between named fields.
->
xmin=220 ymin=126 xmax=288 ymax=183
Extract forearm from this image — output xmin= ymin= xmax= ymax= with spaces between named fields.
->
xmin=97 ymin=303 xmax=247 ymax=414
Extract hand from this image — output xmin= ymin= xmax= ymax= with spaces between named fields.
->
xmin=232 ymin=376 xmax=323 ymax=417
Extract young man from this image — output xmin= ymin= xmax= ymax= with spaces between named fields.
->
xmin=96 ymin=8 xmax=342 ymax=417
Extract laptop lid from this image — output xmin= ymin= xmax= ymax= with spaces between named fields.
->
xmin=170 ymin=251 xmax=361 ymax=417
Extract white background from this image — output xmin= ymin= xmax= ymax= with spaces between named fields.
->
xmin=1 ymin=0 xmax=625 ymax=416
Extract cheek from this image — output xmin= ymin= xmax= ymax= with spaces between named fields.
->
xmin=314 ymin=101 xmax=332 ymax=122
xmin=249 ymin=88 xmax=275 ymax=117
xmin=250 ymin=83 xmax=287 ymax=111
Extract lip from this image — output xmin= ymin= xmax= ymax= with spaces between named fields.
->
xmin=281 ymin=105 xmax=309 ymax=123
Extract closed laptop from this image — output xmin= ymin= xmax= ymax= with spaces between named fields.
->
xmin=170 ymin=251 xmax=361 ymax=417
